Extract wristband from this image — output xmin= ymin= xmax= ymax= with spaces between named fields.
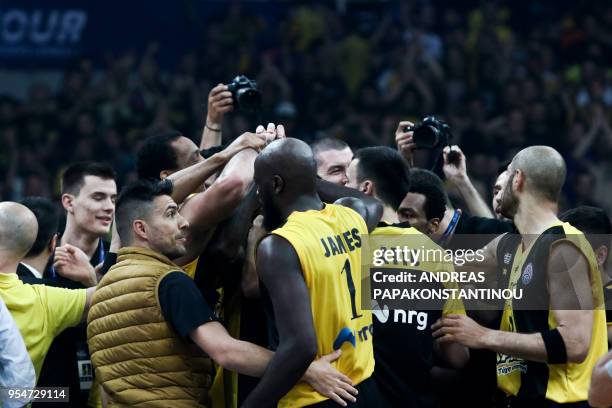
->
xmin=205 ymin=123 xmax=221 ymax=132
xmin=541 ymin=328 xmax=567 ymax=364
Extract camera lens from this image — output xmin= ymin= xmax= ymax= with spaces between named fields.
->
xmin=237 ymin=88 xmax=262 ymax=112
xmin=413 ymin=125 xmax=439 ymax=149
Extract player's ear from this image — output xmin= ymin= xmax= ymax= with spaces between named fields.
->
xmin=272 ymin=175 xmax=284 ymax=194
xmin=428 ymin=218 xmax=441 ymax=234
xmin=133 ymin=220 xmax=148 ymax=241
xmin=361 ymin=180 xmax=373 ymax=196
xmin=596 ymin=245 xmax=608 ymax=267
xmin=61 ymin=193 xmax=75 ymax=213
xmin=513 ymin=169 xmax=525 ymax=191
xmin=49 ymin=233 xmax=58 ymax=253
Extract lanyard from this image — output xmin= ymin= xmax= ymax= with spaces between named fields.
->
xmin=438 ymin=209 xmax=461 ymax=248
xmin=98 ymin=241 xmax=105 ymax=266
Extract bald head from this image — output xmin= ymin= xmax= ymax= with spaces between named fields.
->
xmin=255 ymin=138 xmax=318 ymax=193
xmin=0 ymin=202 xmax=38 ymax=261
xmin=510 ymin=146 xmax=566 ymax=202
xmin=254 ymin=138 xmax=320 ymax=230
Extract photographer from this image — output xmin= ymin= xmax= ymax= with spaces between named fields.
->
xmin=395 ymin=119 xmax=514 ymax=247
xmin=396 ymin=120 xmax=493 ymax=218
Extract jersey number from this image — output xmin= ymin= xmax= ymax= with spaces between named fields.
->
xmin=341 ymin=259 xmax=362 ymax=320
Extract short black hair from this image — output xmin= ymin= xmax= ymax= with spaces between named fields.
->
xmin=559 ymin=206 xmax=611 ymax=254
xmin=353 ymin=147 xmax=410 ymax=210
xmin=311 ymin=137 xmax=349 ymax=156
xmin=115 ymin=180 xmax=174 ymax=244
xmin=20 ymin=197 xmax=59 ymax=257
xmin=136 ymin=130 xmax=183 ymax=180
xmin=61 ymin=161 xmax=116 ymax=195
xmin=408 ymin=169 xmax=448 ymax=221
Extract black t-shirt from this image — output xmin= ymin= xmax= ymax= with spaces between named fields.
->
xmin=158 ymin=272 xmax=217 ymax=340
xmin=371 ymin=222 xmax=443 ymax=408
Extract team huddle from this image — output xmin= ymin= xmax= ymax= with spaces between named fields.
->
xmin=0 ymin=86 xmax=611 ymax=408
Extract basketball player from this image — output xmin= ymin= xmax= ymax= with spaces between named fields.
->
xmin=244 ymin=138 xmax=383 ymax=407
xmin=432 ymin=146 xmax=608 ymax=407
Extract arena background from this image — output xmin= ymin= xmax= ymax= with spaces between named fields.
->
xmin=0 ymin=0 xmax=611 ymax=218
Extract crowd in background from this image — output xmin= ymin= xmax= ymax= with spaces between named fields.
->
xmin=1 ymin=0 xmax=611 ymax=214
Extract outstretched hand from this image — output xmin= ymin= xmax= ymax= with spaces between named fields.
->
xmin=54 ymin=244 xmax=98 ymax=287
xmin=256 ymin=122 xmax=286 ymax=143
xmin=431 ymin=314 xmax=491 ymax=349
xmin=303 ymin=349 xmax=358 ymax=407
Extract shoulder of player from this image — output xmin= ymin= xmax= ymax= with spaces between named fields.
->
xmin=257 ymin=234 xmax=296 ymax=262
xmin=332 ymin=198 xmax=368 ymax=221
xmin=547 ymin=240 xmax=589 ymax=274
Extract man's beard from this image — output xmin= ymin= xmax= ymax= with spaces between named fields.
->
xmin=159 ymin=242 xmax=187 ymax=261
xmin=261 ymin=201 xmax=284 ymax=231
xmin=500 ymin=173 xmax=519 ymax=219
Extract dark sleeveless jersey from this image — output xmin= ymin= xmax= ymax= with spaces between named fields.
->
xmin=495 ymin=223 xmax=607 ymax=403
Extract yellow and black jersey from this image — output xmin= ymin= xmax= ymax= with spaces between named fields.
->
xmin=495 ymin=222 xmax=607 ymax=403
xmin=370 ymin=222 xmax=465 ymax=407
xmin=270 ymin=204 xmax=373 ymax=408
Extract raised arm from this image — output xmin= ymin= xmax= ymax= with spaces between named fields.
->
xmin=442 ymin=146 xmax=494 ymax=219
xmin=243 ymin=235 xmax=318 ymax=407
xmin=200 ymin=83 xmax=233 ymax=150
xmin=316 ymin=179 xmax=383 ymax=232
xmin=195 ymin=183 xmax=261 ymax=297
xmin=202 ymin=182 xmax=260 ymax=263
xmin=168 ymin=132 xmax=266 ymax=205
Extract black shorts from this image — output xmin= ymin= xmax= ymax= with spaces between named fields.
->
xmin=309 ymin=376 xmax=384 ymax=408
xmin=493 ymin=391 xmax=590 ymax=408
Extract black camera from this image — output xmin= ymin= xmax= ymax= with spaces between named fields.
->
xmin=402 ymin=116 xmax=451 ymax=149
xmin=227 ymin=75 xmax=262 ymax=112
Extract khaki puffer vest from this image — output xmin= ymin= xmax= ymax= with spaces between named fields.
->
xmin=87 ymin=247 xmax=214 ymax=407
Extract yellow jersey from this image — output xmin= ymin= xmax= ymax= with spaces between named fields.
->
xmin=271 ymin=204 xmax=373 ymax=407
xmin=496 ymin=222 xmax=607 ymax=402
xmin=0 ymin=272 xmax=86 ymax=378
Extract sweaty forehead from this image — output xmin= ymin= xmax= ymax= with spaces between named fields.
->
xmin=79 ymin=176 xmax=117 ymax=195
xmin=400 ymin=192 xmax=426 ymax=212
xmin=495 ymin=171 xmax=508 ymax=185
xmin=171 ymin=136 xmax=197 ymax=156
xmin=316 ymin=147 xmax=352 ymax=169
xmin=152 ymin=195 xmax=177 ymax=213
